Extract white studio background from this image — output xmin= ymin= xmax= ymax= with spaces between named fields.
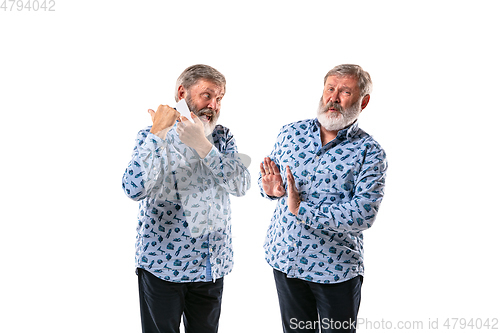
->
xmin=1 ymin=1 xmax=499 ymax=332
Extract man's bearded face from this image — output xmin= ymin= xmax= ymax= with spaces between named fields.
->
xmin=317 ymin=97 xmax=362 ymax=131
xmin=185 ymin=93 xmax=220 ymax=137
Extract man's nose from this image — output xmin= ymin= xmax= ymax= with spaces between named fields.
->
xmin=329 ymin=91 xmax=340 ymax=104
xmin=207 ymin=98 xmax=219 ymax=112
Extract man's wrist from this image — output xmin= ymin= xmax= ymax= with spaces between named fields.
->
xmin=287 ymin=193 xmax=301 ymax=215
xmin=291 ymin=199 xmax=300 ymax=215
xmin=196 ymin=139 xmax=213 ymax=159
xmin=151 ymin=125 xmax=173 ymax=140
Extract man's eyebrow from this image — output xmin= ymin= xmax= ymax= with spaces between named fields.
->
xmin=326 ymin=84 xmax=351 ymax=89
xmin=202 ymin=87 xmax=224 ymax=97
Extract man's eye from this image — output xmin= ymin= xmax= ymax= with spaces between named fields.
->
xmin=203 ymin=93 xmax=210 ymax=99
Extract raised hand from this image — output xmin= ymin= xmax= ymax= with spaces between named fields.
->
xmin=176 ymin=112 xmax=213 ymax=158
xmin=260 ymin=157 xmax=286 ymax=198
xmin=149 ymin=104 xmax=180 ymax=140
xmin=286 ymin=165 xmax=300 ymax=216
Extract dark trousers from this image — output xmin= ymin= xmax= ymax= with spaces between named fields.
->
xmin=137 ymin=268 xmax=224 ymax=333
xmin=273 ymin=269 xmax=363 ymax=333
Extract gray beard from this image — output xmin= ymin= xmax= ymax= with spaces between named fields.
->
xmin=316 ymin=97 xmax=362 ymax=131
xmin=196 ymin=107 xmax=218 ymax=137
xmin=185 ymin=95 xmax=219 ymax=137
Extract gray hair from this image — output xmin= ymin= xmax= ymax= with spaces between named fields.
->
xmin=324 ymin=64 xmax=372 ymax=97
xmin=174 ymin=64 xmax=226 ymax=102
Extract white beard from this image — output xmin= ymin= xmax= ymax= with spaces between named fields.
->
xmin=203 ymin=120 xmax=216 ymax=137
xmin=317 ymin=98 xmax=362 ymax=131
xmin=185 ymin=94 xmax=219 ymax=137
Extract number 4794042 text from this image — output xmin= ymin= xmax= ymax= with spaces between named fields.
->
xmin=1 ymin=0 xmax=55 ymax=11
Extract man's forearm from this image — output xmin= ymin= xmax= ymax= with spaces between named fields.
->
xmin=150 ymin=124 xmax=174 ymax=140
xmin=194 ymin=140 xmax=213 ymax=159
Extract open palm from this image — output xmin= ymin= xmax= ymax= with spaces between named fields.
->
xmin=260 ymin=157 xmax=286 ymax=197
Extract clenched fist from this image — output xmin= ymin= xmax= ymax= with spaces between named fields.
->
xmin=149 ymin=104 xmax=180 ymax=140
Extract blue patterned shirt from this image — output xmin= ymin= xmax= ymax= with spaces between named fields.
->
xmin=259 ymin=119 xmax=387 ymax=284
xmin=122 ymin=123 xmax=251 ymax=282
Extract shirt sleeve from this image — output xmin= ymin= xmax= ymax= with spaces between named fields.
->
xmin=201 ymin=130 xmax=251 ymax=197
xmin=122 ymin=128 xmax=168 ymax=201
xmin=296 ymin=144 xmax=388 ymax=233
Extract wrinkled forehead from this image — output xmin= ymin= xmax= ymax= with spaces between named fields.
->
xmin=192 ymin=78 xmax=225 ymax=96
xmin=325 ymin=75 xmax=360 ymax=91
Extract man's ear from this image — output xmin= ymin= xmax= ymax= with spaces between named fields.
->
xmin=177 ymin=85 xmax=186 ymax=101
xmin=361 ymin=94 xmax=370 ymax=110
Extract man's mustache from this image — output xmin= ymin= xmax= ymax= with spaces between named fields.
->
xmin=196 ymin=108 xmax=215 ymax=116
xmin=323 ymin=101 xmax=344 ymax=113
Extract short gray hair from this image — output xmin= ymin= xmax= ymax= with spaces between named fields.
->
xmin=174 ymin=64 xmax=226 ymax=102
xmin=324 ymin=64 xmax=372 ymax=97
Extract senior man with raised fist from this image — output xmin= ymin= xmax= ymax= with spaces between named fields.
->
xmin=122 ymin=64 xmax=250 ymax=333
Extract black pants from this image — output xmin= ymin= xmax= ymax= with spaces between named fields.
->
xmin=137 ymin=268 xmax=224 ymax=333
xmin=273 ymin=269 xmax=363 ymax=333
